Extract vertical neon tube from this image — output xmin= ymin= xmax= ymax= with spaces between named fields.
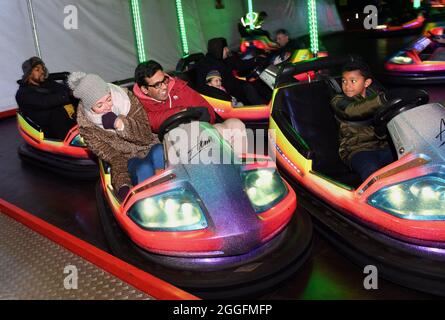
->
xmin=413 ymin=0 xmax=421 ymax=9
xmin=130 ymin=0 xmax=147 ymax=63
xmin=175 ymin=0 xmax=189 ymax=57
xmin=308 ymin=0 xmax=319 ymax=55
xmin=247 ymin=0 xmax=254 ymax=30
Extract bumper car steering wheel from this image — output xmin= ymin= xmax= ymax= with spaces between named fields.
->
xmin=373 ymin=88 xmax=429 ymax=132
xmin=158 ymin=107 xmax=211 ymax=142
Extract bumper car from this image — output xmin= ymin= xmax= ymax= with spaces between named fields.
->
xmin=175 ymin=50 xmax=327 ymax=124
xmin=269 ymin=55 xmax=445 ymax=296
xmin=175 ymin=53 xmax=271 ymax=123
xmin=17 ymin=72 xmax=97 ymax=179
xmin=384 ymin=31 xmax=445 ymax=84
xmin=96 ymin=108 xmax=312 ymax=298
xmin=239 ymin=35 xmax=280 ymax=60
xmin=371 ymin=13 xmax=425 ymax=37
xmin=17 ymin=112 xmax=97 ymax=179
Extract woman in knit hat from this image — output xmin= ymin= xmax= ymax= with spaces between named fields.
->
xmin=68 ymin=72 xmax=162 ymax=201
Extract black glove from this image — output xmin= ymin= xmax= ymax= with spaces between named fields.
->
xmin=117 ymin=185 xmax=130 ymax=202
xmin=102 ymin=112 xmax=118 ymax=129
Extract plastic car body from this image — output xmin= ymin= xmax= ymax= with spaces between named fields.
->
xmin=176 ymin=49 xmax=327 ymax=123
xmin=269 ymin=55 xmax=445 ymax=296
xmin=17 ymin=111 xmax=97 ymax=179
xmin=96 ymin=114 xmax=312 ymax=298
xmin=385 ymin=30 xmax=445 ymax=83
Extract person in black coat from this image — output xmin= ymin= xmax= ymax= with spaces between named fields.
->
xmin=272 ymin=29 xmax=306 ymax=64
xmin=196 ymin=37 xmax=266 ymax=105
xmin=16 ymin=57 xmax=76 ymax=140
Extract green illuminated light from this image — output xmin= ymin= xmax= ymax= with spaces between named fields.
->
xmin=413 ymin=0 xmax=421 ymax=9
xmin=175 ymin=0 xmax=189 ymax=57
xmin=247 ymin=0 xmax=254 ymax=30
xmin=130 ymin=0 xmax=147 ymax=63
xmin=308 ymin=0 xmax=319 ymax=55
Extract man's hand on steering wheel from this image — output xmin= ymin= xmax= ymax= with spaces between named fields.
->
xmin=158 ymin=107 xmax=211 ymax=142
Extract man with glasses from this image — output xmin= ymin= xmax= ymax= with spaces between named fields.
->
xmin=133 ymin=60 xmax=216 ymax=133
xmin=133 ymin=60 xmax=247 ymax=155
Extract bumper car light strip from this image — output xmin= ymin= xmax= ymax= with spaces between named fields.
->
xmin=275 ymin=143 xmax=303 ymax=176
xmin=358 ymin=156 xmax=429 ymax=195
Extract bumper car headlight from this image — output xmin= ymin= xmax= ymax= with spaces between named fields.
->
xmin=242 ymin=169 xmax=288 ymax=213
xmin=128 ymin=188 xmax=208 ymax=231
xmin=390 ymin=55 xmax=413 ymax=64
xmin=70 ymin=134 xmax=87 ymax=147
xmin=368 ymin=174 xmax=445 ymax=220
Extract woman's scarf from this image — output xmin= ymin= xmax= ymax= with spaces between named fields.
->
xmin=83 ymin=83 xmax=131 ymax=129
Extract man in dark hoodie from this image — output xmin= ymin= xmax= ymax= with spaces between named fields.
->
xmin=16 ymin=57 xmax=76 ymax=140
xmin=196 ymin=37 xmax=266 ymax=105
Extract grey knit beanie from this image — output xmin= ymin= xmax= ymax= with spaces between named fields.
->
xmin=68 ymin=72 xmax=109 ymax=111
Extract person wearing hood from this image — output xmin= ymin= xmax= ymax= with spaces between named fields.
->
xmin=196 ymin=37 xmax=266 ymax=105
xmin=15 ymin=56 xmax=76 ymax=140
xmin=68 ymin=72 xmax=162 ymax=201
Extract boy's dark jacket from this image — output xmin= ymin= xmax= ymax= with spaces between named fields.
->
xmin=330 ymin=87 xmax=388 ymax=163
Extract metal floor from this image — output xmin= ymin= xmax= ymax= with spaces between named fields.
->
xmin=0 ymin=32 xmax=443 ymax=300
xmin=0 ymin=212 xmax=152 ymax=300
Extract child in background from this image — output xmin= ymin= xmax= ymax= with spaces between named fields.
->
xmin=206 ymin=70 xmax=244 ymax=107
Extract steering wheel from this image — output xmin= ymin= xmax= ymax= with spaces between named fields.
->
xmin=158 ymin=107 xmax=211 ymax=142
xmin=373 ymin=89 xmax=429 ymax=130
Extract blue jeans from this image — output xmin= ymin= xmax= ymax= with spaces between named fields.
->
xmin=350 ymin=147 xmax=395 ymax=181
xmin=127 ymin=144 xmax=164 ymax=185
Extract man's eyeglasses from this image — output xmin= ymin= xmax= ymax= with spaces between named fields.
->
xmin=146 ymin=75 xmax=170 ymax=89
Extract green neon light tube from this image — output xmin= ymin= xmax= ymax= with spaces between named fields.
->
xmin=308 ymin=0 xmax=319 ymax=55
xmin=247 ymin=0 xmax=254 ymax=30
xmin=130 ymin=0 xmax=147 ymax=63
xmin=175 ymin=0 xmax=189 ymax=57
xmin=413 ymin=0 xmax=421 ymax=9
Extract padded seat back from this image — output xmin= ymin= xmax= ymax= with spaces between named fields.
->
xmin=275 ymin=80 xmax=361 ymax=186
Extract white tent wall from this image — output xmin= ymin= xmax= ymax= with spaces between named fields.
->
xmin=0 ymin=0 xmax=344 ymax=113
xmin=246 ymin=0 xmax=343 ymax=40
xmin=0 ymin=0 xmax=37 ymax=113
xmin=181 ymin=0 xmax=207 ymax=55
xmin=189 ymin=0 xmax=245 ymax=51
xmin=139 ymin=0 xmax=182 ymax=70
xmin=32 ymin=0 xmax=137 ymax=82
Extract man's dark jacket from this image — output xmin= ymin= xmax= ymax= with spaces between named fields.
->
xmin=16 ymin=79 xmax=71 ymax=129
